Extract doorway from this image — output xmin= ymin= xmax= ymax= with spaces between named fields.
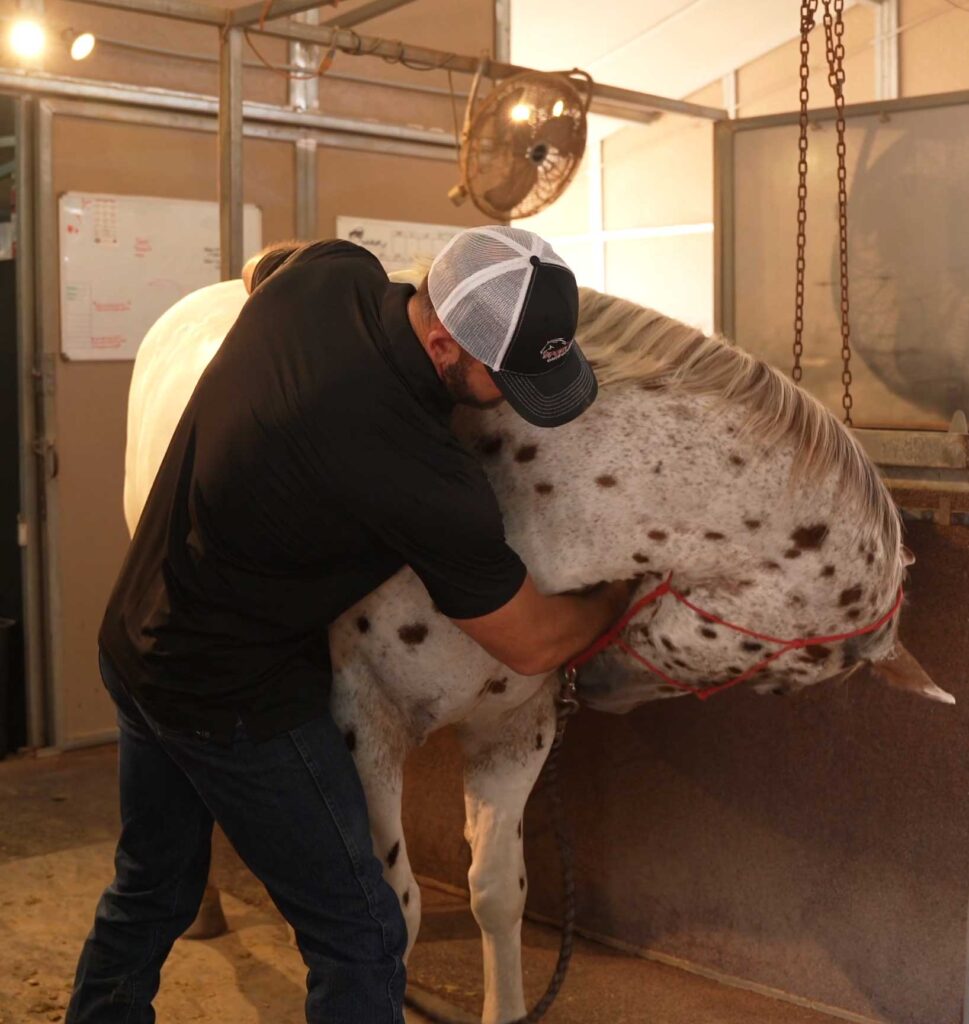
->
xmin=0 ymin=94 xmax=25 ymax=758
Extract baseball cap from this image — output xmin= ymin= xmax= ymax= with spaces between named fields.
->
xmin=427 ymin=225 xmax=597 ymax=428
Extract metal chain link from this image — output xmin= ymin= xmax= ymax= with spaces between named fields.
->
xmin=793 ymin=0 xmax=854 ymax=425
xmin=822 ymin=0 xmax=854 ymax=425
xmin=792 ymin=0 xmax=817 ymax=385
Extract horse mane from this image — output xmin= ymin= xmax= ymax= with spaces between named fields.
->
xmin=575 ymin=287 xmax=900 ymax=552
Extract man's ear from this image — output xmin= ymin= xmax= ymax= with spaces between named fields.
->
xmin=424 ymin=328 xmax=462 ymax=377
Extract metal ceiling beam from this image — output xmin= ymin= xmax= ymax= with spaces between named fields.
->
xmin=321 ymin=0 xmax=419 ymax=28
xmin=251 ymin=22 xmax=727 ymax=123
xmin=64 ymin=0 xmax=224 ymax=25
xmin=59 ymin=0 xmax=726 ymax=122
xmin=0 ymin=68 xmax=458 ymax=150
xmin=230 ymin=0 xmax=338 ymax=28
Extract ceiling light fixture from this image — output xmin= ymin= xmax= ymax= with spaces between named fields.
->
xmin=9 ymin=17 xmax=45 ymax=60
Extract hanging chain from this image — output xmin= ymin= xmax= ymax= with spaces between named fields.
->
xmin=792 ymin=0 xmax=817 ymax=385
xmin=793 ymin=0 xmax=854 ymax=425
xmin=821 ymin=0 xmax=854 ymax=426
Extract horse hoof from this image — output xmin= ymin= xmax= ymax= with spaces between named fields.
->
xmin=183 ymin=886 xmax=229 ymax=940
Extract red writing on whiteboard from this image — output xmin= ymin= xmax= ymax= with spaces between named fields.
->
xmin=134 ymin=237 xmax=152 ymax=257
xmin=94 ymin=301 xmax=131 ymax=313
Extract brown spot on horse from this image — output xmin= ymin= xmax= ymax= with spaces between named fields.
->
xmin=705 ymin=531 xmax=726 ymax=541
xmin=356 ymin=616 xmax=370 ymax=634
xmin=596 ymin=474 xmax=617 ymax=488
xmin=803 ymin=644 xmax=831 ymax=661
xmin=744 ymin=519 xmax=762 ymax=531
xmin=487 ymin=677 xmax=508 ymax=694
xmin=515 ymin=444 xmax=538 ymax=463
xmin=398 ymin=623 xmax=429 ymax=645
xmin=535 ymin=482 xmax=553 ymax=495
xmin=648 ymin=529 xmax=668 ymax=541
xmin=839 ymin=585 xmax=863 ymax=607
xmin=791 ymin=523 xmax=829 ymax=550
xmin=784 ymin=548 xmax=802 ymax=559
xmin=821 ymin=565 xmax=836 ymax=578
xmin=633 ymin=552 xmax=650 ymax=564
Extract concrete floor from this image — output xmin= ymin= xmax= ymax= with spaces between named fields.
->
xmin=0 ymin=744 xmax=851 ymax=1024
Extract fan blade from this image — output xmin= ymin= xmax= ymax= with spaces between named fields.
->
xmin=537 ymin=114 xmax=582 ymax=156
xmin=481 ymin=159 xmax=540 ymax=215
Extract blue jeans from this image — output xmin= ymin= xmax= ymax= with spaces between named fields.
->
xmin=66 ymin=652 xmax=406 ymax=1024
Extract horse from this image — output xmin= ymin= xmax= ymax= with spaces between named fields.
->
xmin=122 ymin=273 xmax=952 ymax=1024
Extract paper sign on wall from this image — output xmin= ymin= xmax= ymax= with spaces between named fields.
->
xmin=59 ymin=192 xmax=262 ymax=361
xmin=336 ymin=215 xmax=464 ymax=273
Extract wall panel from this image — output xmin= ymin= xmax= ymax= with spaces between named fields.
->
xmin=48 ymin=114 xmax=294 ymax=744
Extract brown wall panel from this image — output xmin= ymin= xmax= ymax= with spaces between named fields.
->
xmin=49 ymin=115 xmax=294 ymax=743
xmin=315 ymin=146 xmax=489 ymax=238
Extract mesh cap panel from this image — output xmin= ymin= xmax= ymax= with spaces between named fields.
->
xmin=428 ymin=225 xmax=572 ymax=369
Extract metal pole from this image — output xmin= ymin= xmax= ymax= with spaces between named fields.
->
xmin=13 ymin=96 xmax=47 ymax=750
xmin=230 ymin=0 xmax=337 ymax=27
xmin=874 ymin=0 xmax=899 ymax=101
xmin=295 ymin=137 xmax=317 ymax=239
xmin=246 ymin=22 xmax=725 ymax=123
xmin=493 ymin=0 xmax=511 ymax=63
xmin=289 ymin=8 xmax=320 ymax=112
xmin=219 ymin=26 xmax=243 ymax=280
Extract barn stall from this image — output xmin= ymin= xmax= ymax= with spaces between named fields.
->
xmin=2 ymin=2 xmax=969 ymax=1023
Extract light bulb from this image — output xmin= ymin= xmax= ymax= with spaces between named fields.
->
xmin=10 ymin=18 xmax=45 ymax=60
xmin=510 ymin=103 xmax=532 ymax=123
xmin=552 ymin=100 xmax=565 ymax=117
xmin=70 ymin=31 xmax=95 ymax=60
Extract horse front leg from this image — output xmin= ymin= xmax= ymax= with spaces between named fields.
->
xmin=459 ymin=679 xmax=557 ymax=1024
xmin=330 ymin=676 xmax=422 ymax=960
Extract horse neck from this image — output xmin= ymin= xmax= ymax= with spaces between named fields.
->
xmin=460 ymin=387 xmax=798 ymax=580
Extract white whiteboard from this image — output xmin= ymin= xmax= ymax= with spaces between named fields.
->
xmin=336 ymin=214 xmax=464 ymax=273
xmin=59 ymin=192 xmax=262 ymax=361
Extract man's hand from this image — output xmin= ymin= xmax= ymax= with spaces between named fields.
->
xmin=453 ymin=575 xmax=638 ymax=677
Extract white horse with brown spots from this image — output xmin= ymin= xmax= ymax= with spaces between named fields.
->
xmin=124 ymin=275 xmax=951 ymax=1024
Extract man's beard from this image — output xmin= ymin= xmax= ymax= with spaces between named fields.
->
xmin=442 ymin=350 xmax=504 ymax=410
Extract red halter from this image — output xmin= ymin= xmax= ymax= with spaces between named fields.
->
xmin=565 ymin=574 xmax=904 ymax=701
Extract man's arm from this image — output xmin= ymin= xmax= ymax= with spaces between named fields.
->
xmin=454 ymin=575 xmax=635 ymax=677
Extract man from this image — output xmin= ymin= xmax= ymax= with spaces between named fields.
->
xmin=68 ymin=225 xmax=632 ymax=1023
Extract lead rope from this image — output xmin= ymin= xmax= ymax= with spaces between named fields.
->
xmin=405 ymin=675 xmax=580 ymax=1024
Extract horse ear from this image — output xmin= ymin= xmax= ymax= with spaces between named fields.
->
xmin=868 ymin=643 xmax=954 ymax=704
xmin=901 ymin=545 xmax=915 ymax=566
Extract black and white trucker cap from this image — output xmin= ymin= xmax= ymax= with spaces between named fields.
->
xmin=427 ymin=225 xmax=597 ymax=427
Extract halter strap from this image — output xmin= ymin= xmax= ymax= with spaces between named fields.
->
xmin=565 ymin=574 xmax=904 ymax=701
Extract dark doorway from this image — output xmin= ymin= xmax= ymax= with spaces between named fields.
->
xmin=0 ymin=96 xmax=26 ymax=758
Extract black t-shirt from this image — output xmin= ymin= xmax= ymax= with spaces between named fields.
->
xmin=99 ymin=240 xmax=526 ymax=741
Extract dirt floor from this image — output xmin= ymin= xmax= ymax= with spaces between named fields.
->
xmin=0 ymin=744 xmax=855 ymax=1024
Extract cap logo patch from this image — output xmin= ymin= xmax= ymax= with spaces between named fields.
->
xmin=540 ymin=338 xmax=572 ymax=364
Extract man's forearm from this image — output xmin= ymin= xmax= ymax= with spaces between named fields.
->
xmin=524 ymin=582 xmax=635 ymax=676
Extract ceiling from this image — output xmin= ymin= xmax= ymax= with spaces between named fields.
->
xmin=511 ymin=0 xmax=866 ymax=103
